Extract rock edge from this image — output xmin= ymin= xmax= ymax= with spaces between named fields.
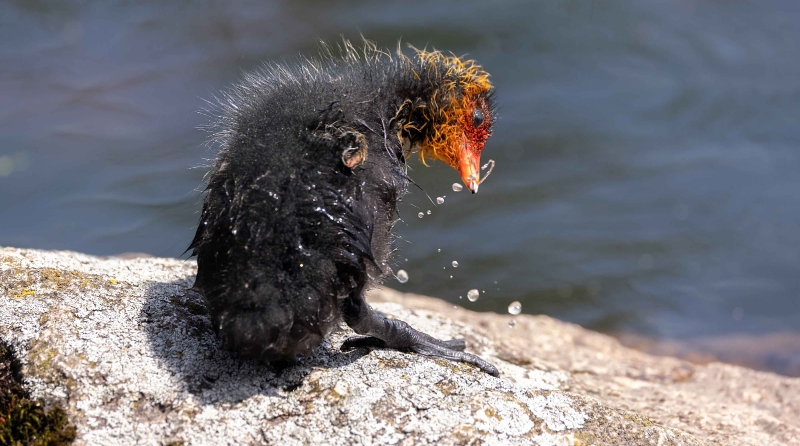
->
xmin=1 ymin=247 xmax=797 ymax=445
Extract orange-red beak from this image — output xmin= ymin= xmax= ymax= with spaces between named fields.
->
xmin=457 ymin=136 xmax=482 ymax=194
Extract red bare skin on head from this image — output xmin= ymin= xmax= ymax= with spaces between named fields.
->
xmin=463 ymin=102 xmax=492 ymax=150
xmin=456 ymin=99 xmax=493 ymax=192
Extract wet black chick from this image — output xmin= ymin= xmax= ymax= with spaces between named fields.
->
xmin=188 ymin=40 xmax=499 ymax=376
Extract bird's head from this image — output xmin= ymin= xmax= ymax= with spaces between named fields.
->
xmin=395 ymin=49 xmax=496 ymax=193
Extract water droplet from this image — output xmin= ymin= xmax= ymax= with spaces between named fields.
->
xmin=507 ymin=301 xmax=522 ymax=315
xmin=418 ymin=212 xmax=424 ymax=218
xmin=508 ymin=319 xmax=516 ymax=328
xmin=404 ymin=258 xmax=408 ymax=262
xmin=438 ymin=248 xmax=441 ymax=252
xmin=396 ymin=269 xmax=409 ymax=283
xmin=436 ymin=197 xmax=444 ymax=204
xmin=427 ymin=210 xmax=431 ymax=215
xmin=467 ymin=289 xmax=480 ymax=302
xmin=459 ymin=295 xmax=463 ymax=299
xmin=452 ymin=183 xmax=463 ymax=192
xmin=493 ymin=280 xmax=497 ymax=284
xmin=232 ymin=229 xmax=238 ymax=235
xmin=449 ymin=275 xmax=453 ymax=279
xmin=452 ymin=261 xmax=458 ymax=268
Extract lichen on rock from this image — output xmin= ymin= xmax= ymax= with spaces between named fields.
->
xmin=0 ymin=340 xmax=77 ymax=445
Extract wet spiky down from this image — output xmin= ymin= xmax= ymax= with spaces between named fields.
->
xmin=189 ymin=39 xmax=498 ymax=374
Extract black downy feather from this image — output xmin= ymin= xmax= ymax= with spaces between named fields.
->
xmin=188 ymin=40 xmax=493 ymax=368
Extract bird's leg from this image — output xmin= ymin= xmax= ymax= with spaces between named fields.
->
xmin=340 ymin=291 xmax=499 ymax=376
xmin=343 ymin=335 xmax=466 ymax=351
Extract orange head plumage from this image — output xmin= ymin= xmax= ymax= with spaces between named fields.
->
xmin=393 ymin=48 xmax=496 ymax=193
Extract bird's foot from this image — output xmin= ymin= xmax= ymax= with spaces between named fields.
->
xmin=341 ymin=328 xmax=498 ymax=376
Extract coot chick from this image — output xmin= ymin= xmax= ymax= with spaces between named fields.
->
xmin=189 ymin=40 xmax=498 ymax=376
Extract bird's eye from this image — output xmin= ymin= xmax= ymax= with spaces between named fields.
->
xmin=472 ymin=109 xmax=485 ymax=128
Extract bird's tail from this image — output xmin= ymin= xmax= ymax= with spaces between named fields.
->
xmin=207 ymin=262 xmax=340 ymax=365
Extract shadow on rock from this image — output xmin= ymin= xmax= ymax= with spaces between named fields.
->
xmin=140 ymin=277 xmax=368 ymax=405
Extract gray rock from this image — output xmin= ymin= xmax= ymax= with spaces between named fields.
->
xmin=0 ymin=247 xmax=796 ymax=445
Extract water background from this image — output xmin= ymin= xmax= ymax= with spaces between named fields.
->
xmin=2 ymin=1 xmax=799 ymax=374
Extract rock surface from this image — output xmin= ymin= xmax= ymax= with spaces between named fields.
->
xmin=0 ymin=247 xmax=797 ymax=445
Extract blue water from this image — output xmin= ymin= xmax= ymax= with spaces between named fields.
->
xmin=1 ymin=1 xmax=798 ymax=373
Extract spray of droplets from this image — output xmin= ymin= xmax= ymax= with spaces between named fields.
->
xmin=479 ymin=159 xmax=496 ymax=184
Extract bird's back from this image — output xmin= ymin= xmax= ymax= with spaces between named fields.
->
xmin=189 ymin=62 xmax=407 ymax=363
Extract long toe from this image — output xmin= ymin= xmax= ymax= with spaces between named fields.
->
xmin=440 ymin=339 xmax=467 ymax=351
xmin=411 ymin=342 xmax=499 ymax=377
